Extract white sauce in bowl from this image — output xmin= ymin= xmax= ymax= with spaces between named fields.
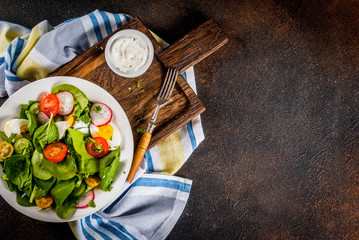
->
xmin=109 ymin=34 xmax=149 ymax=73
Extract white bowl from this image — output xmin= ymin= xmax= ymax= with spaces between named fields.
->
xmin=105 ymin=29 xmax=154 ymax=78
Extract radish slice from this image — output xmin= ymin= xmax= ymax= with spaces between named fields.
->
xmin=90 ymin=103 xmax=113 ymax=127
xmin=56 ymin=91 xmax=74 ymax=115
xmin=37 ymin=111 xmax=50 ymax=125
xmin=76 ymin=189 xmax=95 ymax=209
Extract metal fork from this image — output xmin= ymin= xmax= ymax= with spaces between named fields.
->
xmin=128 ymin=68 xmax=179 ymax=183
xmin=147 ymin=68 xmax=179 ymax=133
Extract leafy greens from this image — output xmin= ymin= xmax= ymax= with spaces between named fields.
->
xmin=32 ymin=115 xmax=59 ymax=152
xmin=1 ymin=84 xmax=123 ymax=219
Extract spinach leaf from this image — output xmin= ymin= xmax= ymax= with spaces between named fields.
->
xmin=42 ymin=152 xmax=77 ymax=180
xmin=25 ymin=110 xmax=39 ymax=137
xmin=3 ymin=177 xmax=17 ymax=192
xmin=51 ymin=84 xmax=88 ymax=117
xmin=32 ymin=115 xmax=59 ymax=152
xmin=71 ymin=181 xmax=86 ymax=197
xmin=78 ymin=106 xmax=91 ymax=125
xmin=74 ymin=174 xmax=84 ymax=187
xmin=100 ymin=147 xmax=120 ymax=171
xmin=55 ymin=199 xmax=77 ymax=219
xmin=67 ymin=128 xmax=93 ymax=160
xmin=78 ymin=157 xmax=100 ymax=175
xmin=16 ymin=191 xmax=36 ymax=207
xmin=100 ymin=154 xmax=120 ymax=191
xmin=4 ymin=154 xmax=32 ymax=193
xmin=34 ymin=176 xmax=56 ymax=192
xmin=50 ymin=178 xmax=76 ymax=207
xmin=67 ymin=129 xmax=101 ymax=174
xmin=19 ymin=101 xmax=38 ymax=119
xmin=64 ymin=131 xmax=74 ymax=151
xmin=29 ymin=184 xmax=46 ymax=203
xmin=19 ymin=104 xmax=29 ymax=119
xmin=0 ymin=131 xmax=17 ymax=143
xmin=31 ymin=150 xmax=53 ymax=180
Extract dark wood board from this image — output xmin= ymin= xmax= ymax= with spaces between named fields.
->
xmin=49 ymin=17 xmax=227 ymax=149
xmin=158 ymin=19 xmax=229 ymax=73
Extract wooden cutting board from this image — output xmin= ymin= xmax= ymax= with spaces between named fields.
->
xmin=50 ymin=17 xmax=228 ymax=149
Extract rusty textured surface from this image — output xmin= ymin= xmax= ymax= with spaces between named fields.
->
xmin=1 ymin=0 xmax=359 ymax=239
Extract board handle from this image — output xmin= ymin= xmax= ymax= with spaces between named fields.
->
xmin=127 ymin=132 xmax=152 ymax=183
xmin=158 ymin=19 xmax=228 ymax=74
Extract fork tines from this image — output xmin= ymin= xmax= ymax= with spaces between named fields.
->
xmin=158 ymin=68 xmax=179 ymax=101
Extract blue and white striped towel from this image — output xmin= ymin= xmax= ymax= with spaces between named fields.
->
xmin=0 ymin=10 xmax=204 ymax=240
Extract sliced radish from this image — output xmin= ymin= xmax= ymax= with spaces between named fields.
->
xmin=37 ymin=111 xmax=50 ymax=125
xmin=90 ymin=103 xmax=113 ymax=127
xmin=56 ymin=91 xmax=74 ymax=116
xmin=76 ymin=189 xmax=95 ymax=209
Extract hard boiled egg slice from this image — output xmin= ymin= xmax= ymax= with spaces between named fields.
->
xmin=90 ymin=123 xmax=113 ymax=141
xmin=3 ymin=119 xmax=29 ymax=137
xmin=89 ymin=122 xmax=121 ymax=150
xmin=108 ymin=122 xmax=121 ymax=150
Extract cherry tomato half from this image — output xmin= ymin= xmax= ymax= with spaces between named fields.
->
xmin=86 ymin=137 xmax=109 ymax=158
xmin=35 ymin=194 xmax=53 ymax=208
xmin=44 ymin=142 xmax=67 ymax=162
xmin=0 ymin=142 xmax=14 ymax=160
xmin=40 ymin=93 xmax=59 ymax=117
xmin=85 ymin=175 xmax=101 ymax=188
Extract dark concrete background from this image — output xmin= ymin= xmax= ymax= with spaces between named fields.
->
xmin=1 ymin=0 xmax=359 ymax=239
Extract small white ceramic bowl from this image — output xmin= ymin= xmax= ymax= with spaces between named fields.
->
xmin=105 ymin=29 xmax=154 ymax=78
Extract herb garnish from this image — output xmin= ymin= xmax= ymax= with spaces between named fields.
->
xmin=88 ymin=137 xmax=103 ymax=153
xmin=135 ymin=111 xmax=145 ymax=123
xmin=88 ymin=200 xmax=96 ymax=208
xmin=93 ymin=105 xmax=102 ymax=113
xmin=136 ymin=116 xmax=143 ymax=122
xmin=136 ymin=128 xmax=145 ymax=134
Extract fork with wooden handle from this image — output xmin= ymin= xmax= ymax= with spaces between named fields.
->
xmin=127 ymin=68 xmax=179 ymax=183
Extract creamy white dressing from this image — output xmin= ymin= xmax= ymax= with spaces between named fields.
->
xmin=109 ymin=34 xmax=149 ymax=73
xmin=55 ymin=121 xmax=68 ymax=139
xmin=73 ymin=121 xmax=89 ymax=135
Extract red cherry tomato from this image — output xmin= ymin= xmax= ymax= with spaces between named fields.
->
xmin=40 ymin=93 xmax=59 ymax=117
xmin=86 ymin=137 xmax=109 ymax=158
xmin=44 ymin=143 xmax=67 ymax=162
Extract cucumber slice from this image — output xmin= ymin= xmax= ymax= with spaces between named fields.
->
xmin=14 ymin=137 xmax=34 ymax=155
xmin=28 ymin=101 xmax=40 ymax=115
xmin=31 ymin=150 xmax=53 ymax=180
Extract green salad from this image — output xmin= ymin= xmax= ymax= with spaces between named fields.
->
xmin=0 ymin=84 xmax=121 ymax=219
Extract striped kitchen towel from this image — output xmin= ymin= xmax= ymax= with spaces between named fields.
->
xmin=0 ymin=10 xmax=204 ymax=240
xmin=74 ymin=174 xmax=193 ymax=240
